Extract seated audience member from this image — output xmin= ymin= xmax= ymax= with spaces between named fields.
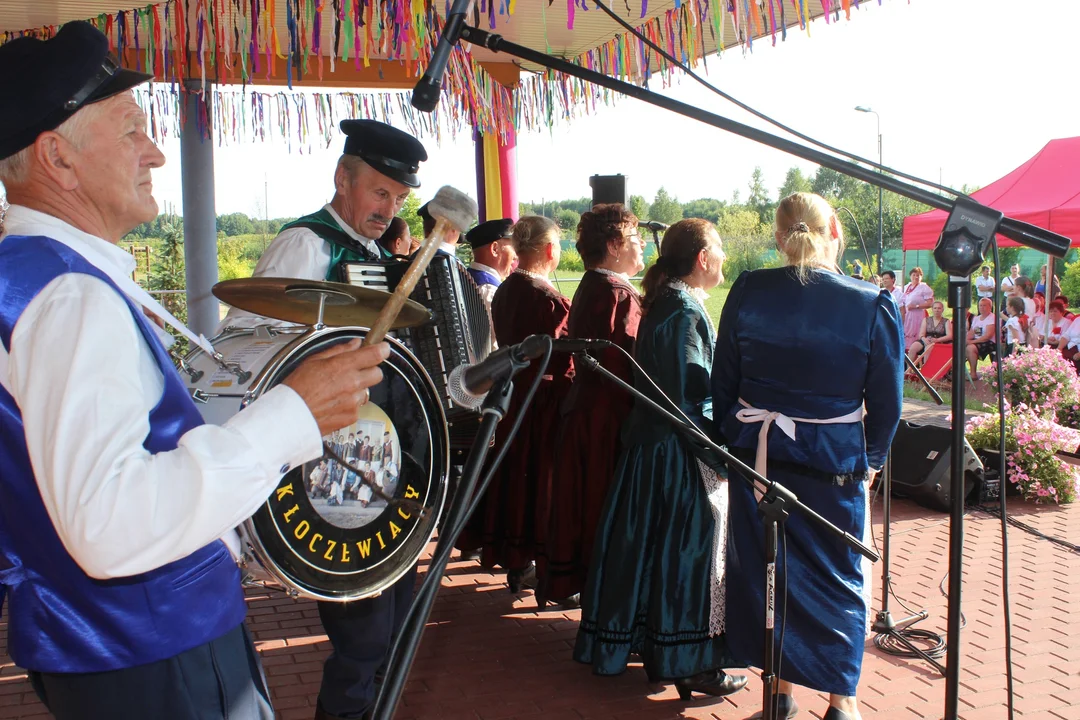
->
xmin=1003 ymin=296 xmax=1029 ymax=357
xmin=1058 ymin=307 xmax=1080 ymax=363
xmin=1039 ymin=300 xmax=1072 ymax=349
xmin=1058 ymin=294 xmax=1075 ymax=320
xmin=965 ymin=297 xmax=998 ymax=382
xmin=907 ymin=300 xmax=951 ymax=362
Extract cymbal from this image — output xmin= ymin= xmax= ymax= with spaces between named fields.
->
xmin=213 ymin=277 xmax=432 ymax=329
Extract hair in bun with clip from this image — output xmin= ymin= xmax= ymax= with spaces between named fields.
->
xmin=775 ymin=192 xmax=844 ymax=284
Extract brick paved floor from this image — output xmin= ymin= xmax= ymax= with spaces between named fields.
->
xmin=1 ymin=495 xmax=1077 ymax=719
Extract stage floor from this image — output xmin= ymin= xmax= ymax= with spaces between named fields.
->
xmin=2 ymin=393 xmax=1077 ymax=720
xmin=1 ymin=494 xmax=1076 ymax=719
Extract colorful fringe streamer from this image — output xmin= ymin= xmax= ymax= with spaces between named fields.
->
xmin=7 ymin=0 xmax=879 ymax=148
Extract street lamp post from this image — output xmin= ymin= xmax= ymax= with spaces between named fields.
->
xmin=855 ymin=106 xmax=883 ymax=274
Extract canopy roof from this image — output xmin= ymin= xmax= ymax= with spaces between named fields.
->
xmin=902 ymin=137 xmax=1080 ymax=250
xmin=2 ymin=1 xmax=882 ymax=89
xmin=1 ymin=1 xmax=888 ymax=148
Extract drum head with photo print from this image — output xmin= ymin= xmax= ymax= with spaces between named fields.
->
xmin=244 ymin=329 xmax=448 ymax=601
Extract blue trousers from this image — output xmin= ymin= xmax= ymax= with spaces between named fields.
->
xmin=30 ymin=623 xmax=272 ymax=720
xmin=316 ymin=566 xmax=418 ymax=718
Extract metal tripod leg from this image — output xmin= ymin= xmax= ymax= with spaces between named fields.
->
xmin=872 ymin=452 xmax=947 ymax=676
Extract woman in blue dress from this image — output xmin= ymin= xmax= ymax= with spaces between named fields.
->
xmin=712 ymin=192 xmax=903 ymax=720
xmin=575 ymin=219 xmax=747 ymax=700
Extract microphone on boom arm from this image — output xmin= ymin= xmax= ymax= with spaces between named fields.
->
xmin=640 ymin=220 xmax=669 ymax=253
xmin=448 ymin=335 xmax=612 ymax=409
xmin=411 ymin=0 xmax=474 ymax=112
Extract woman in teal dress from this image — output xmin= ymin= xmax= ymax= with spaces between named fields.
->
xmin=574 ymin=219 xmax=747 ymax=700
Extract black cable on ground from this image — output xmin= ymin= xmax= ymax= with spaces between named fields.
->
xmin=973 ymin=505 xmax=1080 ymax=553
xmin=867 ymin=479 xmax=948 ymax=659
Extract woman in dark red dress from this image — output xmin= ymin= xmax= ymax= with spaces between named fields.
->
xmin=471 ymin=216 xmax=573 ymax=592
xmin=539 ymin=204 xmax=645 ymax=609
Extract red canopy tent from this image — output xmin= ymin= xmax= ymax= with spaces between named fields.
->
xmin=902 ymin=137 xmax=1080 ymax=250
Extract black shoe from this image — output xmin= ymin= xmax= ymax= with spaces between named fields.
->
xmin=674 ymin=669 xmax=749 ymax=700
xmin=748 ymin=693 xmax=799 ymax=719
xmin=458 ymin=548 xmax=481 ymax=562
xmin=507 ymin=562 xmax=537 ymax=593
xmin=559 ymin=593 xmax=581 ymax=610
xmin=822 ymin=707 xmax=855 ymax=720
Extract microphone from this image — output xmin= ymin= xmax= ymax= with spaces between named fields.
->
xmin=411 ymin=0 xmax=473 ymax=112
xmin=447 ymin=336 xmax=612 ymax=409
xmin=639 ymin=221 xmax=669 ymax=233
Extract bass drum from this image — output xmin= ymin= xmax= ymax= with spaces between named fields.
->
xmin=182 ymin=324 xmax=448 ymax=602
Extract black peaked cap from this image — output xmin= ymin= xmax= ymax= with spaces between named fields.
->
xmin=466 ymin=218 xmax=514 ymax=249
xmin=340 ymin=119 xmax=427 ymax=188
xmin=0 ymin=21 xmax=153 ymax=160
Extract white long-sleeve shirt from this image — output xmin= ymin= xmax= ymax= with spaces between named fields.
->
xmin=220 ymin=203 xmax=379 ymax=329
xmin=0 ymin=206 xmax=323 ymax=579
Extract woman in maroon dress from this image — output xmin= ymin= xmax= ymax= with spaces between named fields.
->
xmin=539 ymin=204 xmax=645 ymax=609
xmin=470 ymin=216 xmax=574 ymax=592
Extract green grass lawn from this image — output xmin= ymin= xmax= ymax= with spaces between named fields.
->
xmin=550 ymin=270 xmax=731 ymax=324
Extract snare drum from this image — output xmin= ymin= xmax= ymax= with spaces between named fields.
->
xmin=181 ymin=324 xmax=448 ymax=602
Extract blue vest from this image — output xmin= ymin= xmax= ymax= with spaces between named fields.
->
xmin=467 ymin=266 xmax=501 ymax=291
xmin=0 ymin=235 xmax=247 ymax=673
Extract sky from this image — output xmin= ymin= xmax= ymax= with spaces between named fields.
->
xmin=147 ymin=0 xmax=1080 ymax=220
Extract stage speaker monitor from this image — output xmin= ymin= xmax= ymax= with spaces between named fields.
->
xmin=890 ymin=421 xmax=983 ymax=513
xmin=589 ymin=174 xmax=628 ymax=207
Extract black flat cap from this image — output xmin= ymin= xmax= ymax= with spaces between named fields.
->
xmin=340 ymin=119 xmax=427 ymax=188
xmin=0 ymin=21 xmax=153 ymax=160
xmin=467 ymin=219 xmax=514 ymax=249
xmin=417 ymin=202 xmax=432 ymax=222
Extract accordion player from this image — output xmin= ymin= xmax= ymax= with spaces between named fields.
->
xmin=339 ymin=254 xmax=492 ymax=449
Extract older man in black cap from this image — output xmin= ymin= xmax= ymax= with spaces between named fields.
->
xmin=233 ymin=119 xmax=425 ymax=282
xmin=465 ymin=218 xmax=517 ymax=306
xmin=221 ymin=119 xmax=426 ymax=330
xmin=217 ymin=119 xmax=430 ymax=719
xmin=0 ymin=21 xmax=389 ymax=720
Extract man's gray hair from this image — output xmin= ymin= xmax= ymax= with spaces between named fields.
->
xmin=0 ymin=102 xmax=105 ymax=186
xmin=336 ymin=154 xmax=371 ymax=183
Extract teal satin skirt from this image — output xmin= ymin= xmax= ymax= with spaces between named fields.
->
xmin=573 ymin=435 xmax=739 ymax=681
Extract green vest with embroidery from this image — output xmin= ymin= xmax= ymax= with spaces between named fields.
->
xmin=280 ymin=208 xmax=390 ymax=281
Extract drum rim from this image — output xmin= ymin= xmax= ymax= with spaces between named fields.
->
xmin=231 ymin=326 xmax=449 ymax=602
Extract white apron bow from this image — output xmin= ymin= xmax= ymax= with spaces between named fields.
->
xmin=735 ymin=398 xmax=864 ymax=498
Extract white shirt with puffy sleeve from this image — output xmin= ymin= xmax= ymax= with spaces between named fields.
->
xmin=0 ymin=206 xmax=323 ymax=579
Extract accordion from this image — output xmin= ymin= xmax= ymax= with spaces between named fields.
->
xmin=340 ymin=254 xmax=492 ymax=449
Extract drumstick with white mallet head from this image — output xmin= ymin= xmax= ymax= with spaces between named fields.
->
xmin=362 ymin=185 xmax=478 ymax=345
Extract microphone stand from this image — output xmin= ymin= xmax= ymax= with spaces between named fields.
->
xmin=373 ymin=376 xmax=514 ymax=719
xmin=877 ymin=356 xmax=947 ymax=676
xmin=573 ymin=352 xmax=879 ymax=720
xmin=420 ymin=18 xmax=1070 ymax=720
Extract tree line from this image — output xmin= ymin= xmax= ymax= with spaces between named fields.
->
xmin=520 ymin=165 xmax=949 ymax=277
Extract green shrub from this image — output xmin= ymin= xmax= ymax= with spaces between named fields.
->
xmin=218 ymin=238 xmax=255 ymax=281
xmin=1061 ymin=259 xmax=1080 ymax=307
xmin=558 ymin=248 xmax=585 ymax=272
